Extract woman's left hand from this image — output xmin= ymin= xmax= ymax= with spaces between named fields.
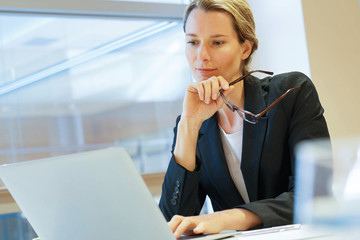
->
xmin=167 ymin=209 xmax=262 ymax=239
xmin=168 ymin=213 xmax=226 ymax=239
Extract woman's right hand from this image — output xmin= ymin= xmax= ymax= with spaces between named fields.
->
xmin=173 ymin=76 xmax=233 ymax=171
xmin=182 ymin=76 xmax=233 ymax=124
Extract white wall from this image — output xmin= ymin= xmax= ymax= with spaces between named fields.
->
xmin=248 ymin=0 xmax=311 ymax=77
xmin=247 ymin=0 xmax=360 ymax=137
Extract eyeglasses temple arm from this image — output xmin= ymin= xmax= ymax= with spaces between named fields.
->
xmin=255 ymin=86 xmax=301 ymax=119
xmin=229 ymin=70 xmax=274 ymax=86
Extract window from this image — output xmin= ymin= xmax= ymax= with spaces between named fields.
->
xmin=0 ymin=1 xmax=191 ymax=237
xmin=0 ymin=10 xmax=190 ymax=172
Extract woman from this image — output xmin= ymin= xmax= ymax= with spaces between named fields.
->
xmin=159 ymin=0 xmax=330 ymax=238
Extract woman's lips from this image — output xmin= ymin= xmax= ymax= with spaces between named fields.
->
xmin=196 ymin=68 xmax=217 ymax=73
xmin=195 ymin=68 xmax=218 ymax=79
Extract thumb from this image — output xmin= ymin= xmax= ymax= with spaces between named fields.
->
xmin=193 ymin=223 xmax=206 ymax=234
xmin=222 ymin=85 xmax=234 ymax=97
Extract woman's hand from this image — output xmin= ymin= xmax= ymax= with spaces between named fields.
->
xmin=172 ymin=76 xmax=233 ymax=171
xmin=182 ymin=76 xmax=233 ymax=124
xmin=168 ymin=209 xmax=262 ymax=239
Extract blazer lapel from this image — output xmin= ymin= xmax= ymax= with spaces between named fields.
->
xmin=198 ymin=116 xmax=245 ymax=205
xmin=196 ymin=76 xmax=269 ymax=204
xmin=241 ymin=76 xmax=268 ymax=201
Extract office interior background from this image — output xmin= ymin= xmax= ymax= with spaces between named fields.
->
xmin=0 ymin=0 xmax=359 ymax=239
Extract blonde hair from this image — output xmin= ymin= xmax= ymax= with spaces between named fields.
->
xmin=183 ymin=0 xmax=258 ymax=74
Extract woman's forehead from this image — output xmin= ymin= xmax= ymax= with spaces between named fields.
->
xmin=185 ymin=9 xmax=236 ymax=37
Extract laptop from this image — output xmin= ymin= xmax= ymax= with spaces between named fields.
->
xmin=0 ymin=147 xmax=236 ymax=240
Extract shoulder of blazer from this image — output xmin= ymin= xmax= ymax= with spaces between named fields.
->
xmin=263 ymin=71 xmax=312 ymax=91
xmin=245 ymin=71 xmax=313 ymax=105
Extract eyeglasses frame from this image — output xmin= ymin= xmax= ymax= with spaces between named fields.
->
xmin=219 ymin=70 xmax=301 ymax=124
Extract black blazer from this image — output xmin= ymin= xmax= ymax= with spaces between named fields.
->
xmin=159 ymin=72 xmax=330 ymax=227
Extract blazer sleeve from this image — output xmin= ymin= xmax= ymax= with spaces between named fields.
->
xmin=159 ymin=116 xmax=207 ymax=221
xmin=238 ymin=72 xmax=330 ymax=227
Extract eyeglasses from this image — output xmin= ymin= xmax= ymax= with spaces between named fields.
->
xmin=219 ymin=70 xmax=301 ymax=124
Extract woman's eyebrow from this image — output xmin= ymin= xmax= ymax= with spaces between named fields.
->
xmin=210 ymin=34 xmax=228 ymax=38
xmin=185 ymin=33 xmax=228 ymax=38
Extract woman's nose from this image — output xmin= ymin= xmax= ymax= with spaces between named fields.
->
xmin=197 ymin=44 xmax=211 ymax=62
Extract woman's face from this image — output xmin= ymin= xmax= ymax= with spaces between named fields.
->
xmin=185 ymin=9 xmax=252 ymax=82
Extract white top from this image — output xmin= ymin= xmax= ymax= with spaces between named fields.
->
xmin=219 ymin=125 xmax=250 ymax=204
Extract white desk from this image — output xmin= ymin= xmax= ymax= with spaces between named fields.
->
xmin=33 ymin=224 xmax=360 ymax=240
xmin=181 ymin=224 xmax=355 ymax=240
xmin=229 ymin=224 xmax=358 ymax=240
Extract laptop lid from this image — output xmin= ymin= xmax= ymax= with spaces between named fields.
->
xmin=0 ymin=147 xmax=175 ymax=240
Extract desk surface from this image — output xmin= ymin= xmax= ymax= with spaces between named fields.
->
xmin=182 ymin=224 xmax=353 ymax=240
xmin=32 ymin=224 xmax=360 ymax=240
xmin=231 ymin=225 xmax=357 ymax=240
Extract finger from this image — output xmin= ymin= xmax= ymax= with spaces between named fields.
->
xmin=211 ymin=77 xmax=220 ymax=100
xmin=222 ymin=85 xmax=234 ymax=97
xmin=168 ymin=215 xmax=183 ymax=233
xmin=174 ymin=218 xmax=197 ymax=239
xmin=194 ymin=221 xmax=222 ymax=235
xmin=218 ymin=76 xmax=230 ymax=91
xmin=202 ymin=79 xmax=212 ymax=104
xmin=196 ymin=81 xmax=205 ymax=101
xmin=188 ymin=82 xmax=200 ymax=94
xmin=193 ymin=222 xmax=206 ymax=234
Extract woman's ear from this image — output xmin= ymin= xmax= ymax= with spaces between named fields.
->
xmin=241 ymin=40 xmax=254 ymax=60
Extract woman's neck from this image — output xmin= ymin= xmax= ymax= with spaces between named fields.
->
xmin=217 ymin=109 xmax=243 ymax=134
xmin=228 ymin=80 xmax=244 ymax=107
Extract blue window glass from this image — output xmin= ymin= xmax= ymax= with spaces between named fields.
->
xmin=0 ymin=3 xmax=190 ymax=238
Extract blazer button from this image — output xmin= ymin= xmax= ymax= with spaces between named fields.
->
xmin=172 ymin=192 xmax=178 ymax=199
xmin=175 ymin=180 xmax=181 ymax=188
xmin=174 ymin=187 xmax=179 ymax=194
xmin=171 ymin=198 xmax=177 ymax=205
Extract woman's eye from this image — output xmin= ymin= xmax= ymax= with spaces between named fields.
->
xmin=187 ymin=40 xmax=198 ymax=45
xmin=213 ymin=41 xmax=224 ymax=45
